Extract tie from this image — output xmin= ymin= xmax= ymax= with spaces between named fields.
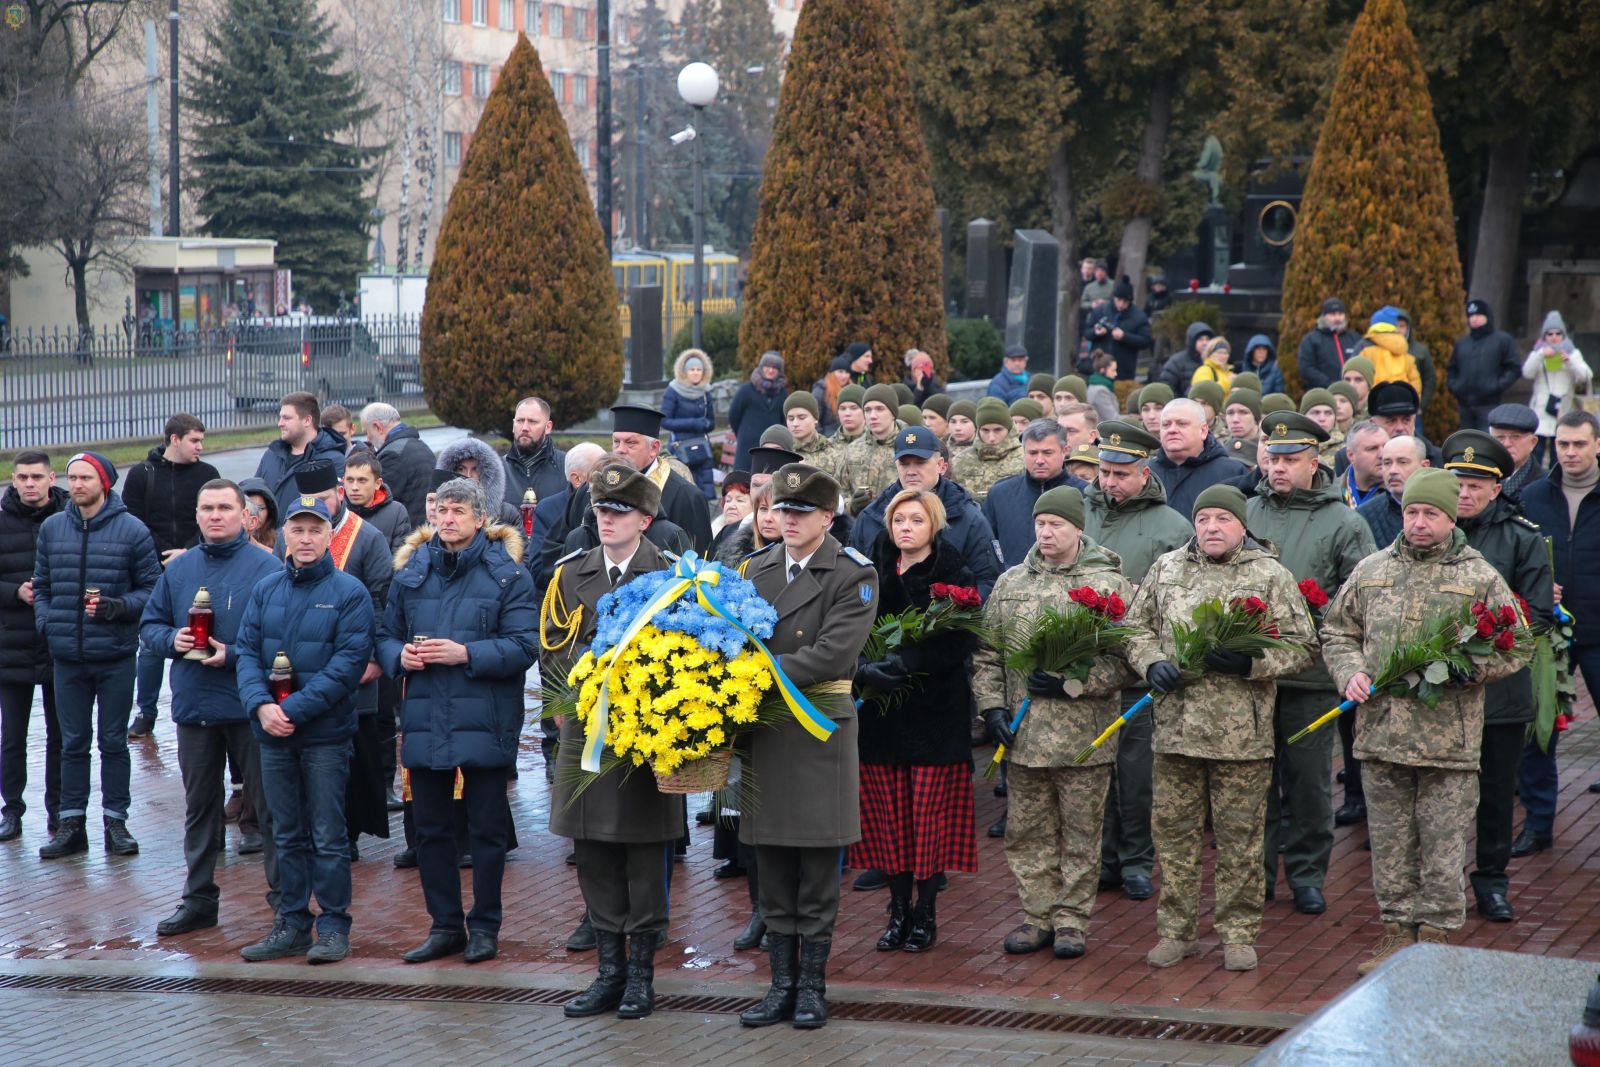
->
xmin=788 ymin=563 xmax=801 ymax=583
xmin=608 ymin=566 xmax=622 ymax=588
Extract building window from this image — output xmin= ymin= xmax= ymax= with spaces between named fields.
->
xmin=442 ymin=0 xmax=459 ymax=22
xmin=550 ymin=70 xmax=566 ymax=101
xmin=574 ymin=73 xmax=588 ymax=106
xmin=472 ymin=0 xmax=487 ymax=26
xmin=500 ymin=0 xmax=515 ymax=29
xmin=473 ymin=63 xmax=491 ymax=98
xmin=444 ymin=132 xmax=463 ymax=166
xmin=548 ymin=4 xmax=563 ymax=37
xmin=525 ymin=0 xmax=539 ymax=33
xmin=577 ymin=139 xmax=591 ymax=168
xmin=443 ymin=62 xmax=461 ymax=96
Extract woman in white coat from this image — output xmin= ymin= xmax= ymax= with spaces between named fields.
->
xmin=1523 ymin=310 xmax=1591 ymax=465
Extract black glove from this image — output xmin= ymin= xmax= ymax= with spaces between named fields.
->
xmin=855 ymin=654 xmax=906 ymax=694
xmin=983 ymin=707 xmax=1015 ymax=749
xmin=1146 ymin=660 xmax=1181 ymax=694
xmin=1026 ymin=669 xmax=1067 ymax=697
xmin=1447 ymin=663 xmax=1477 ymax=686
xmin=93 ymin=595 xmax=127 ymax=622
xmin=1203 ymin=647 xmax=1254 ymax=677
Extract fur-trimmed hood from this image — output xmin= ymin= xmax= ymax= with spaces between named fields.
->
xmin=437 ymin=437 xmax=508 ymax=513
xmin=393 ymin=522 xmax=525 ymax=572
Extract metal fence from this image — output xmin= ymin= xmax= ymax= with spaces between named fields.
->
xmin=0 ymin=315 xmax=425 ymax=451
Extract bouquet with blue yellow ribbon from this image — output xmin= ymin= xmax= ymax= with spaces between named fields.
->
xmin=557 ymin=552 xmax=838 ymax=793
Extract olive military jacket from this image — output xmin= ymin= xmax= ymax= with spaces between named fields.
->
xmin=1081 ymin=475 xmax=1192 ymax=585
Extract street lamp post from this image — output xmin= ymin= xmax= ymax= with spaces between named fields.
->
xmin=677 ymin=62 xmax=718 ymax=350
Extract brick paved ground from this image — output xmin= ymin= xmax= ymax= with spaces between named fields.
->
xmin=1 ymin=676 xmax=1597 ymax=1023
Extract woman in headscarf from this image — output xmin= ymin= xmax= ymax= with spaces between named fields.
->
xmin=661 ymin=348 xmax=717 ymax=499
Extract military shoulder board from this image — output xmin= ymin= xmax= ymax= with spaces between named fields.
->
xmin=841 ymin=547 xmax=873 ymax=568
xmin=553 ymin=547 xmax=584 ymax=568
xmin=1514 ymin=515 xmax=1540 ymax=531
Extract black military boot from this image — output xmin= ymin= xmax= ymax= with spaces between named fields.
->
xmin=563 ymin=930 xmax=627 ymax=1017
xmin=739 ymin=933 xmax=798 ymax=1027
xmin=792 ymin=936 xmax=832 ymax=1029
xmin=904 ymin=894 xmax=937 ymax=953
xmin=616 ymin=931 xmax=659 ymax=1019
xmin=39 ymin=815 xmax=87 ymax=859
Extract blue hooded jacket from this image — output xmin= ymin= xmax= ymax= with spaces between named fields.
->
xmin=1239 ymin=334 xmax=1286 ymax=395
xmin=33 ymin=490 xmax=162 ymax=663
xmin=252 ymin=427 xmax=349 ymax=521
xmin=140 ymin=529 xmax=282 ymax=726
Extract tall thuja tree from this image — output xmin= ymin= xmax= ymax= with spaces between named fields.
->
xmin=188 ymin=0 xmax=377 ymax=307
xmin=740 ymin=0 xmax=946 ymax=385
xmin=420 ymin=36 xmax=621 ymax=434
xmin=1278 ymin=0 xmax=1464 ymax=440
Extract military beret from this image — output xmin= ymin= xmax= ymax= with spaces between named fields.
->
xmin=760 ymin=424 xmax=796 ymax=449
xmin=898 ymin=404 xmax=924 ymax=427
xmin=1095 ymin=420 xmax=1159 ymax=465
xmin=293 ymin=460 xmax=339 ymax=494
xmin=1342 ymin=356 xmax=1376 ymax=386
xmin=1329 ymin=382 xmax=1360 ymax=409
xmin=1232 ymin=371 xmax=1263 ymax=394
xmin=1028 ymin=373 xmax=1056 ymax=396
xmin=863 ymin=384 xmax=899 ymax=411
xmin=837 ymin=383 xmax=867 ymax=408
xmin=1261 ymin=410 xmax=1329 ymax=454
xmin=611 ymin=404 xmax=665 ymax=437
xmin=1261 ymin=392 xmax=1296 ymax=414
xmin=1488 ymin=404 xmax=1539 ymax=434
xmin=1225 ymin=390 xmax=1262 ymax=421
xmin=976 ymin=398 xmax=1011 ymax=428
xmin=784 ymin=391 xmax=819 ymax=417
xmin=590 ymin=462 xmax=662 ymax=515
xmin=948 ymin=399 xmax=978 ymax=423
xmin=1054 ymin=375 xmax=1088 ymax=403
xmin=748 ymin=444 xmax=802 ymax=476
xmin=1193 ymin=484 xmax=1248 ymax=526
xmin=1443 ymin=429 xmax=1512 ymax=481
xmin=1299 ymin=388 xmax=1337 ymax=414
xmin=1009 ymin=398 xmax=1045 ymax=422
xmin=895 ymin=425 xmax=941 ymax=459
xmin=1033 ymin=485 xmax=1086 ymax=529
xmin=921 ymin=393 xmax=953 ymax=418
xmin=1190 ymin=380 xmax=1225 ymax=412
xmin=1139 ymin=383 xmax=1174 ymax=409
xmin=893 ymin=382 xmax=916 ymax=407
xmin=1401 ymin=467 xmax=1459 ymax=520
xmin=770 ymin=463 xmax=841 ymax=513
xmin=1369 ymin=380 xmax=1421 ymax=416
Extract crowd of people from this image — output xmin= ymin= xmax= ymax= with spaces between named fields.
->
xmin=0 ymin=295 xmax=1590 ymax=1029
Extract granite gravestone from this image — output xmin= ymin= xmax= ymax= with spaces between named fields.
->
xmin=965 ymin=218 xmax=1007 ymax=325
xmin=1004 ymin=229 xmax=1060 ymax=374
xmin=627 ymin=283 xmax=664 ymax=388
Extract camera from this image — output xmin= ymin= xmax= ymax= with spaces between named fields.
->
xmin=669 ymin=126 xmax=697 ymax=146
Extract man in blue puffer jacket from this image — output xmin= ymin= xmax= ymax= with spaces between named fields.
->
xmin=235 ymin=495 xmax=373 ymax=966
xmin=141 ymin=479 xmax=283 ymax=937
xmin=378 ymin=477 xmax=536 ymax=965
xmin=33 ymin=451 xmax=161 ymax=860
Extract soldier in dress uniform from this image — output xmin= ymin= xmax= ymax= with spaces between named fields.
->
xmin=1442 ymin=430 xmax=1553 ymax=924
xmin=736 ymin=463 xmax=877 ymax=1031
xmin=541 ymin=463 xmax=678 ymax=1020
xmin=1321 ymin=468 xmax=1523 ymax=975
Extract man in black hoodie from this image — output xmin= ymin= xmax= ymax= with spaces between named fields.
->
xmin=1295 ymin=298 xmax=1363 ymax=390
xmin=123 ymin=414 xmax=221 ymax=739
xmin=1447 ymin=299 xmax=1522 ymax=431
xmin=1154 ymin=321 xmax=1215 ymax=397
xmin=0 ymin=452 xmax=66 ymax=840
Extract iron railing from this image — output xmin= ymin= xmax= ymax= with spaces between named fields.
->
xmin=0 ymin=315 xmax=425 ymax=451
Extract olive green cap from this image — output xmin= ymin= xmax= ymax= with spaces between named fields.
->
xmin=1261 ymin=410 xmax=1329 ymax=454
xmin=975 ymin=397 xmax=1010 ymax=428
xmin=1054 ymin=375 xmax=1088 ymax=402
xmin=838 ymin=383 xmax=866 ymax=409
xmin=1342 ymin=355 xmax=1376 ymax=386
xmin=1192 ymin=484 xmax=1248 ymax=526
xmin=590 ymin=462 xmax=662 ymax=515
xmin=1067 ymin=442 xmax=1101 ymax=466
xmin=1027 ymin=373 xmax=1056 ymax=396
xmin=760 ymin=424 xmax=796 ymax=449
xmin=1261 ymin=392 xmax=1296 ymax=414
xmin=948 ymin=399 xmax=978 ymax=423
xmin=1225 ymin=390 xmax=1261 ymax=421
xmin=1139 ymin=383 xmax=1174 ymax=409
xmin=1299 ymin=387 xmax=1336 ymax=414
xmin=863 ymin=384 xmax=899 ymax=411
xmin=1033 ymin=485 xmax=1085 ymax=529
xmin=1095 ymin=420 xmax=1159 ymax=465
xmin=1190 ymin=380 xmax=1225 ymax=412
xmin=770 ymin=463 xmax=843 ymax=513
xmin=897 ymin=404 xmax=924 ymax=427
xmin=1329 ymin=382 xmax=1360 ymax=408
xmin=784 ymin=391 xmax=819 ymax=417
xmin=892 ymin=382 xmax=915 ymax=407
xmin=1443 ymin=429 xmax=1512 ymax=481
xmin=1009 ymin=398 xmax=1045 ymax=422
xmin=1401 ymin=467 xmax=1460 ymax=520
xmin=1232 ymin=371 xmax=1263 ymax=394
xmin=921 ymin=393 xmax=952 ymax=418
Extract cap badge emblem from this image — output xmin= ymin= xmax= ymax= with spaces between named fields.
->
xmin=1109 ymin=433 xmax=1121 ymax=446
xmin=605 ymin=470 xmax=621 ymax=487
xmin=300 ymin=496 xmax=316 ymax=506
xmin=1273 ymin=423 xmax=1287 ymax=437
xmin=1463 ymin=446 xmax=1475 ymax=463
xmin=786 ymin=472 xmax=801 ymax=489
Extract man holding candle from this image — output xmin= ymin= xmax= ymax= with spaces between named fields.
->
xmin=140 ymin=479 xmax=282 ymax=935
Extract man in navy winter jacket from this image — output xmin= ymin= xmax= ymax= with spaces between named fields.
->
xmin=141 ymin=479 xmax=283 ymax=936
xmin=33 ymin=451 xmax=161 ymax=860
xmin=378 ymin=477 xmax=537 ymax=964
xmin=234 ymin=496 xmax=373 ymax=965
xmin=983 ymin=420 xmax=1088 ymax=567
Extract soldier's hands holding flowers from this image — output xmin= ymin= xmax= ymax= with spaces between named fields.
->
xmin=1203 ymin=648 xmax=1253 ymax=676
xmin=1146 ymin=660 xmax=1181 ymax=694
xmin=1345 ymin=672 xmax=1373 ymax=704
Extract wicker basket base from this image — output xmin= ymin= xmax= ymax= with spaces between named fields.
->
xmin=656 ymin=749 xmax=732 ymax=794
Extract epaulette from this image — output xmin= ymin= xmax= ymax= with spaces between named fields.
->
xmin=553 ymin=547 xmax=584 ymax=567
xmin=1514 ymin=515 xmax=1540 ymax=531
xmin=736 ymin=543 xmax=777 ymax=577
xmin=842 ymin=546 xmax=872 ymax=568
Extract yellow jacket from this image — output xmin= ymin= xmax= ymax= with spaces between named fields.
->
xmin=1190 ymin=362 xmax=1233 ymax=393
xmin=1362 ymin=324 xmax=1421 ymax=394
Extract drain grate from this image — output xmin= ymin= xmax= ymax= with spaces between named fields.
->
xmin=0 ymin=973 xmax=1285 ymax=1047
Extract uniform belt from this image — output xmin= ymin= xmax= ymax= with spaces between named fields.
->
xmin=814 ymin=679 xmax=854 ymax=695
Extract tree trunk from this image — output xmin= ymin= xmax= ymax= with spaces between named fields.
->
xmin=1049 ymin=138 xmax=1078 ymax=376
xmin=1469 ymin=127 xmax=1531 ymax=331
xmin=70 ymin=256 xmax=91 ymax=336
xmin=1116 ymin=72 xmax=1174 ymax=307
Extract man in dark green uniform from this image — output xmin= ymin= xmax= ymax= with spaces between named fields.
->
xmin=1081 ymin=420 xmax=1192 ymax=901
xmin=738 ymin=463 xmax=877 ymax=1030
xmin=541 ymin=463 xmax=678 ymax=1020
xmin=1247 ymin=411 xmax=1376 ymax=914
xmin=1446 ymin=429 xmax=1553 ymax=923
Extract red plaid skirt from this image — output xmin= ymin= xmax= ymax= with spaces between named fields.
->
xmin=848 ymin=763 xmax=977 ymax=880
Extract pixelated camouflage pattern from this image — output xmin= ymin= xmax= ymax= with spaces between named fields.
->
xmin=1152 ymin=753 xmax=1272 ymax=943
xmin=1005 ymin=763 xmax=1111 ymax=932
xmin=1364 ymin=759 xmax=1478 ymax=931
xmin=950 ymin=438 xmax=1025 ymax=505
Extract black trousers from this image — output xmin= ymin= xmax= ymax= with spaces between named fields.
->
xmin=411 ymin=765 xmax=510 ymax=936
xmin=755 ymin=844 xmax=843 ymax=939
xmin=0 ymin=681 xmax=59 ymax=824
xmin=176 ymin=722 xmax=278 ymax=915
xmin=376 ymin=676 xmax=400 ymax=788
xmin=574 ymin=838 xmax=672 ymax=936
xmin=1472 ymin=721 xmax=1527 ymax=897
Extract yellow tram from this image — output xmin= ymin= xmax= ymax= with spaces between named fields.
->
xmin=614 ymin=248 xmax=740 ymax=348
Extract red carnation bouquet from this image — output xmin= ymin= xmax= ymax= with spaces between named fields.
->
xmin=996 ymin=585 xmax=1137 ymax=698
xmin=857 ymin=583 xmax=986 ymax=696
xmin=1172 ymin=595 xmax=1306 ymax=683
xmin=1299 ymin=578 xmax=1330 ymax=611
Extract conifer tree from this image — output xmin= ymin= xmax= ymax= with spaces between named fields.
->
xmin=738 ymin=0 xmax=945 ymax=385
xmin=420 ymin=36 xmax=622 ymax=434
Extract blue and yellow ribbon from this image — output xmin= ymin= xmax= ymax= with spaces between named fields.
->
xmin=582 ymin=551 xmax=837 ymax=772
xmin=1072 ymin=691 xmax=1155 ymax=765
xmin=1285 ymin=699 xmax=1360 ymax=745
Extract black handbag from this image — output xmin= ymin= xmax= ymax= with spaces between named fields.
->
xmin=671 ymin=435 xmax=714 ymax=467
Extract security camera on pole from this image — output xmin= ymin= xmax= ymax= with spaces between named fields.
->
xmin=676 ymin=62 xmax=719 ymax=350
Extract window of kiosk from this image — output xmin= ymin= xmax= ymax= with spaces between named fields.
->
xmin=178 ymin=286 xmax=198 ymax=331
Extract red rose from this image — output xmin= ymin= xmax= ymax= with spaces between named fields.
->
xmin=1266 ymin=624 xmax=1281 ymax=638
xmin=1105 ymin=593 xmax=1127 ymax=621
xmin=1496 ymin=605 xmax=1516 ymax=627
xmin=1475 ymin=615 xmax=1496 ymax=638
xmin=955 ymin=586 xmax=982 ymax=608
xmin=929 ymin=583 xmax=952 ymax=600
xmin=1470 ymin=601 xmax=1488 ymax=618
xmin=1494 ymin=629 xmax=1516 ymax=651
xmin=1070 ymin=586 xmax=1103 ymax=611
xmin=1238 ymin=596 xmax=1268 ymax=616
xmin=1298 ymin=578 xmax=1330 ymax=609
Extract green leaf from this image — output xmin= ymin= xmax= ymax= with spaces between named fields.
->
xmin=1423 ymin=661 xmax=1450 ymax=685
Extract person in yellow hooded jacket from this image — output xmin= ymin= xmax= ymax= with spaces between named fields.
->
xmin=1361 ymin=322 xmax=1422 ymax=396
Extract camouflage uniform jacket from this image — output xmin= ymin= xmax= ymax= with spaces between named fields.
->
xmin=842 ymin=422 xmax=906 ymax=504
xmin=950 ymin=438 xmax=1024 ymax=505
xmin=1320 ymin=528 xmax=1522 ymax=771
xmin=793 ymin=432 xmax=848 ymax=492
xmin=972 ymin=539 xmax=1136 ymax=768
xmin=1082 ymin=475 xmax=1192 ymax=585
xmin=1317 ymin=429 xmax=1346 ymax=465
xmin=1245 ymin=467 xmax=1376 ymax=689
xmin=947 ymin=438 xmax=975 ymax=461
xmin=1125 ymin=538 xmax=1318 ymax=761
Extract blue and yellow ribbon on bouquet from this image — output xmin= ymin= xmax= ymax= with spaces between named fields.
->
xmin=581 ymin=551 xmax=837 ymax=772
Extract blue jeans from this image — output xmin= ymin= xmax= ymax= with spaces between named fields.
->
xmin=258 ymin=741 xmax=353 ymax=936
xmin=55 ymin=658 xmax=135 ymax=820
xmin=134 ymin=637 xmax=164 ymax=723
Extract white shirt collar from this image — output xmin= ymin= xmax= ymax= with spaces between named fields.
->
xmin=602 ymin=545 xmax=639 ymax=578
xmin=784 ymin=548 xmax=817 ymax=578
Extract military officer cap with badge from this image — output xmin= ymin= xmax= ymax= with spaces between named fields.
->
xmin=1260 ymin=410 xmax=1328 ymax=454
xmin=1066 ymin=442 xmax=1101 ymax=477
xmin=1094 ymin=420 xmax=1159 ymax=465
xmin=769 ymin=463 xmax=842 ymax=514
xmin=285 ymin=495 xmax=334 ymax=524
xmin=1442 ymin=429 xmax=1513 ymax=482
xmin=589 ymin=461 xmax=662 ymax=515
